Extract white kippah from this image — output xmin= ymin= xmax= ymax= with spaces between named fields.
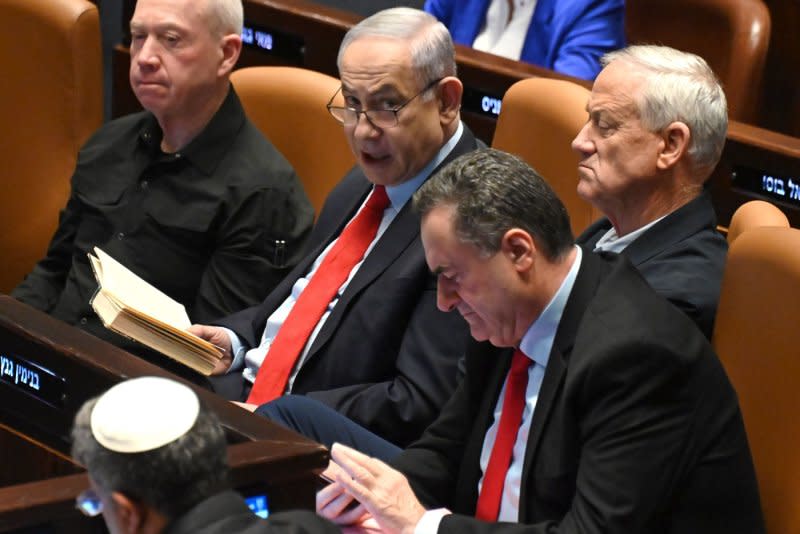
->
xmin=90 ymin=376 xmax=200 ymax=453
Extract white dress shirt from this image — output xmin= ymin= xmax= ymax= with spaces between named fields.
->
xmin=473 ymin=0 xmax=538 ymax=61
xmin=225 ymin=123 xmax=465 ymax=393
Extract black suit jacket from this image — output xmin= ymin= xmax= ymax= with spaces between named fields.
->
xmin=393 ymin=251 xmax=763 ymax=533
xmin=576 ymin=191 xmax=727 ymax=339
xmin=217 ymin=127 xmax=479 ymax=446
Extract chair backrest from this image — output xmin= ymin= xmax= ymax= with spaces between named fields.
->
xmin=712 ymin=226 xmax=800 ymax=533
xmin=230 ymin=66 xmax=355 ymax=217
xmin=726 ymin=199 xmax=790 ymax=244
xmin=492 ymin=77 xmax=600 ymax=236
xmin=0 ymin=0 xmax=103 ymax=294
xmin=626 ymin=0 xmax=771 ymax=124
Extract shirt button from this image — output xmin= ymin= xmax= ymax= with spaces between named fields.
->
xmin=141 ymin=180 xmax=149 ymax=190
xmin=117 ymin=232 xmax=125 ymax=240
xmin=79 ymin=317 xmax=88 ymax=325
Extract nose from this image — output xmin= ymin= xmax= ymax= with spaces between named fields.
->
xmin=571 ymin=121 xmax=593 ymax=157
xmin=436 ymin=278 xmax=460 ymax=312
xmin=352 ymin=112 xmax=381 ymax=141
xmin=135 ymin=36 xmax=160 ymax=70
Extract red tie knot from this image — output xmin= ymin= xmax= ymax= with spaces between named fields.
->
xmin=511 ymin=349 xmax=532 ymax=375
xmin=367 ymin=185 xmax=390 ymax=212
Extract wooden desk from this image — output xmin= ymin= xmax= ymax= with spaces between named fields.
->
xmin=0 ymin=295 xmax=327 ymax=531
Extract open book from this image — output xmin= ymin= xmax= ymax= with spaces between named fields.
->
xmin=88 ymin=247 xmax=223 ymax=375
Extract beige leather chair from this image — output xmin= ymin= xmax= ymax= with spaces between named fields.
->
xmin=492 ymin=77 xmax=600 ymax=236
xmin=230 ymin=66 xmax=355 ymax=217
xmin=626 ymin=0 xmax=771 ymax=124
xmin=726 ymin=199 xmax=790 ymax=244
xmin=712 ymin=226 xmax=800 ymax=533
xmin=0 ymin=0 xmax=103 ymax=294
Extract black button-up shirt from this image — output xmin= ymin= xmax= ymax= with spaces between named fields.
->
xmin=13 ymin=87 xmax=313 ymax=357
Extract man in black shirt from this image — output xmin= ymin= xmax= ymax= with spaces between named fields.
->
xmin=12 ymin=0 xmax=313 ymax=358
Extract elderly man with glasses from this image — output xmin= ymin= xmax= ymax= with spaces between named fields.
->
xmin=190 ymin=7 xmax=479 ymax=448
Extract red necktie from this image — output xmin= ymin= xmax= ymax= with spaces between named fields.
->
xmin=246 ymin=186 xmax=390 ymax=404
xmin=475 ymin=349 xmax=532 ymax=521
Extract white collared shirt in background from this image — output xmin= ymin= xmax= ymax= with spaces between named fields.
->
xmin=473 ymin=0 xmax=538 ymax=61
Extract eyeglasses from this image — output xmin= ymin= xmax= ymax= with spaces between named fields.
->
xmin=327 ymin=78 xmax=443 ymax=129
xmin=75 ymin=488 xmax=103 ymax=517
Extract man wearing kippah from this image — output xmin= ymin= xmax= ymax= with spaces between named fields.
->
xmin=71 ymin=377 xmax=337 ymax=533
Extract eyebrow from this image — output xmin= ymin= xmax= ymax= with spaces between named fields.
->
xmin=129 ymin=21 xmax=186 ymax=33
xmin=341 ymin=83 xmax=402 ymax=99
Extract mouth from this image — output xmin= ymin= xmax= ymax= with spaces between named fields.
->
xmin=359 ymin=151 xmax=391 ymax=165
xmin=459 ymin=309 xmax=476 ymax=320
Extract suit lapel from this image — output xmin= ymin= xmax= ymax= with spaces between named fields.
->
xmin=518 ymin=252 xmax=608 ymax=520
xmin=303 ymin=126 xmax=479 ymax=360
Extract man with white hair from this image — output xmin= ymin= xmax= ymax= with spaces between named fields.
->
xmin=71 ymin=376 xmax=337 ymax=533
xmin=573 ymin=44 xmax=729 ymax=338
xmin=13 ymin=0 xmax=312 ymax=362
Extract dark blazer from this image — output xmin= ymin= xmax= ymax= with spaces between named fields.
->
xmin=165 ymin=490 xmax=338 ymax=534
xmin=217 ymin=127 xmax=479 ymax=447
xmin=576 ymin=191 xmax=727 ymax=339
xmin=393 ymin=252 xmax=764 ymax=533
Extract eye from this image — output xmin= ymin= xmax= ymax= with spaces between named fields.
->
xmin=131 ymin=31 xmax=146 ymax=42
xmin=343 ymin=95 xmax=361 ymax=110
xmin=380 ymin=99 xmax=400 ymax=110
xmin=163 ymin=33 xmax=180 ymax=46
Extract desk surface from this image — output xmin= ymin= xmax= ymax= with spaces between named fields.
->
xmin=0 ymin=295 xmax=328 ymax=531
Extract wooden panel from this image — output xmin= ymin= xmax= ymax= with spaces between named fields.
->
xmin=0 ymin=295 xmax=327 ymax=530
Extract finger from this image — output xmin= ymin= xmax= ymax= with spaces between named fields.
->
xmin=318 ymin=485 xmax=359 ymax=522
xmin=231 ymin=401 xmax=257 ymax=412
xmin=322 ymin=459 xmax=345 ymax=482
xmin=331 ymin=443 xmax=386 ymax=482
xmin=336 ymin=502 xmax=369 ymax=525
xmin=316 ymin=480 xmax=346 ymax=512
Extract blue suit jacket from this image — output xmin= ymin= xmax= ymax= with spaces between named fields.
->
xmin=424 ymin=0 xmax=625 ymax=80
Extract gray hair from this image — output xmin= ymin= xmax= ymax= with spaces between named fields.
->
xmin=206 ymin=0 xmax=244 ymax=36
xmin=602 ymin=45 xmax=728 ymax=178
xmin=71 ymin=396 xmax=229 ymax=518
xmin=414 ymin=148 xmax=574 ymax=260
xmin=337 ymin=8 xmax=456 ymax=97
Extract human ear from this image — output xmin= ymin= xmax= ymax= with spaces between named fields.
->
xmin=110 ymin=492 xmax=145 ymax=533
xmin=437 ymin=77 xmax=463 ymax=125
xmin=218 ymin=34 xmax=242 ymax=77
xmin=656 ymin=121 xmax=690 ymax=170
xmin=501 ymin=229 xmax=535 ymax=271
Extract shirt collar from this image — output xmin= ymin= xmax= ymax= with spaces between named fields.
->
xmin=384 ymin=121 xmax=464 ymax=210
xmin=136 ymin=85 xmax=245 ymax=175
xmin=593 ymin=213 xmax=668 ymax=253
xmin=518 ymin=245 xmax=582 ymax=368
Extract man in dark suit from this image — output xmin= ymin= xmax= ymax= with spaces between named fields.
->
xmin=190 ymin=8 xmax=475 ymax=447
xmin=572 ymin=45 xmax=729 ymax=339
xmin=318 ymin=148 xmax=764 ymax=533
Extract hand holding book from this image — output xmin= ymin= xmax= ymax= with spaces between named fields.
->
xmin=88 ymin=247 xmax=224 ymax=375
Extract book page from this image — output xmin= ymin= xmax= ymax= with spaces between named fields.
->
xmin=91 ymin=247 xmax=192 ymax=330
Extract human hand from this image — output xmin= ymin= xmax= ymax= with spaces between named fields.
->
xmin=187 ymin=324 xmax=232 ymax=374
xmin=231 ymin=401 xmax=258 ymax=412
xmin=329 ymin=443 xmax=425 ymax=534
xmin=317 ymin=460 xmax=370 ymax=526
